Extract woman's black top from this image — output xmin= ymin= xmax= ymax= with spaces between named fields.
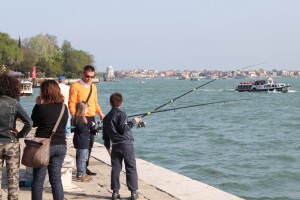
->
xmin=31 ymin=103 xmax=68 ymax=145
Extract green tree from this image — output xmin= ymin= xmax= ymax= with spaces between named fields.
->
xmin=18 ymin=47 xmax=38 ymax=74
xmin=61 ymin=40 xmax=94 ymax=78
xmin=0 ymin=32 xmax=23 ymax=70
xmin=23 ymin=33 xmax=61 ymax=76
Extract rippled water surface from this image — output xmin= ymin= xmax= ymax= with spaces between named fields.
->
xmin=21 ymin=77 xmax=300 ymax=200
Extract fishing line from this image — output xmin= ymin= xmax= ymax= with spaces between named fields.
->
xmin=137 ymin=63 xmax=264 ymax=123
xmin=128 ymin=99 xmax=249 ymax=118
xmin=95 ymin=63 xmax=263 ymax=129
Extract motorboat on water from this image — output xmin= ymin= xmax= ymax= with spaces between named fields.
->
xmin=235 ymin=77 xmax=290 ymax=92
xmin=21 ymin=80 xmax=33 ymax=96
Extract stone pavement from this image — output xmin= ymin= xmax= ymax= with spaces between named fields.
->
xmin=1 ymin=139 xmax=177 ymax=200
xmin=2 ymin=123 xmax=244 ymax=200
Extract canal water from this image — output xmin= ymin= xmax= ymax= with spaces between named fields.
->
xmin=20 ymin=77 xmax=300 ymax=200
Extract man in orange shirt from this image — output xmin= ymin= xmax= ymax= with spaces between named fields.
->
xmin=69 ymin=65 xmax=105 ymax=175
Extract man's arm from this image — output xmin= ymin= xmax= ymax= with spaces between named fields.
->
xmin=68 ymin=84 xmax=78 ymax=116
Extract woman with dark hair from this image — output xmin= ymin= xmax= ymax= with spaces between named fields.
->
xmin=0 ymin=72 xmax=33 ymax=200
xmin=31 ymin=80 xmax=68 ymax=200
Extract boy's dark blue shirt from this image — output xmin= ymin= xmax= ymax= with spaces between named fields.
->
xmin=73 ymin=117 xmax=96 ymax=149
xmin=102 ymin=107 xmax=136 ymax=149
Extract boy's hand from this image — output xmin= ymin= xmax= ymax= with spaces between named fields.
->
xmin=107 ymin=149 xmax=112 ymax=156
xmin=134 ymin=117 xmax=141 ymax=123
xmin=10 ymin=129 xmax=18 ymax=135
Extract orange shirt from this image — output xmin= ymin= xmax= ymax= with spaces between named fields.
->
xmin=68 ymin=81 xmax=102 ymax=117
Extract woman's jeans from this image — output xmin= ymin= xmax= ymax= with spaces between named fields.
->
xmin=76 ymin=148 xmax=89 ymax=176
xmin=31 ymin=144 xmax=67 ymax=200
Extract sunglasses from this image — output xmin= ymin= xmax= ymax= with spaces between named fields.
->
xmin=85 ymin=75 xmax=94 ymax=79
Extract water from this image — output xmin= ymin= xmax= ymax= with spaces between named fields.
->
xmin=20 ymin=77 xmax=300 ymax=200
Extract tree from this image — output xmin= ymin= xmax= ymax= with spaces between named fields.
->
xmin=61 ymin=40 xmax=94 ymax=78
xmin=0 ymin=32 xmax=23 ymax=69
xmin=23 ymin=33 xmax=61 ymax=76
xmin=17 ymin=48 xmax=38 ymax=74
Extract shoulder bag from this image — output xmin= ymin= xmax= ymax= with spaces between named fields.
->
xmin=21 ymin=104 xmax=65 ymax=168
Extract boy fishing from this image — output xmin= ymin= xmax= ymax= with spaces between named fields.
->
xmin=102 ymin=92 xmax=141 ymax=200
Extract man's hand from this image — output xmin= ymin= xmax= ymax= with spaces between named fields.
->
xmin=99 ymin=112 xmax=105 ymax=120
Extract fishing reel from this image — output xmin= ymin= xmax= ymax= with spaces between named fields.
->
xmin=137 ymin=121 xmax=147 ymax=128
xmin=96 ymin=121 xmax=103 ymax=131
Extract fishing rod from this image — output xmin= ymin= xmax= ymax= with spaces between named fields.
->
xmin=128 ymin=99 xmax=249 ymax=118
xmin=91 ymin=98 xmax=249 ymax=131
xmin=136 ymin=62 xmax=264 ymax=127
xmin=91 ymin=63 xmax=263 ymax=130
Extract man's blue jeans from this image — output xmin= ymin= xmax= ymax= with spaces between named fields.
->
xmin=76 ymin=148 xmax=89 ymax=176
xmin=31 ymin=144 xmax=67 ymax=200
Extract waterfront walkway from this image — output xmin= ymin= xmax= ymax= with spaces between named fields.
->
xmin=2 ymin=127 xmax=244 ymax=200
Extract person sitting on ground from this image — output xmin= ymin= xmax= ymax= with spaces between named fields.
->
xmin=73 ymin=101 xmax=98 ymax=182
xmin=102 ymin=92 xmax=141 ymax=200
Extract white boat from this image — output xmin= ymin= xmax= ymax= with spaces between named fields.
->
xmin=235 ymin=77 xmax=290 ymax=92
xmin=21 ymin=80 xmax=33 ymax=96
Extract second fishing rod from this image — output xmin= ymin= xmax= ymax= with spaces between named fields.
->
xmin=94 ymin=98 xmax=249 ymax=131
xmin=135 ymin=63 xmax=264 ymax=127
xmin=128 ymin=99 xmax=249 ymax=118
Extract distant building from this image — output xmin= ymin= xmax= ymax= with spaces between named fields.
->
xmin=165 ymin=70 xmax=175 ymax=76
xmin=248 ymin=71 xmax=257 ymax=77
xmin=281 ymin=70 xmax=294 ymax=77
xmin=106 ymin=66 xmax=115 ymax=79
xmin=105 ymin=66 xmax=119 ymax=82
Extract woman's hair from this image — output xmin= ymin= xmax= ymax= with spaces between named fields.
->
xmin=38 ymin=80 xmax=64 ymax=104
xmin=110 ymin=92 xmax=123 ymax=107
xmin=0 ymin=72 xmax=21 ymax=100
xmin=73 ymin=101 xmax=88 ymax=125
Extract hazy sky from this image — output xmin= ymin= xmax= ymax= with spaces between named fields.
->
xmin=1 ymin=0 xmax=300 ymax=71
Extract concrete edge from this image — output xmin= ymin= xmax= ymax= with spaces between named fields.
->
xmin=90 ymin=142 xmax=244 ymax=200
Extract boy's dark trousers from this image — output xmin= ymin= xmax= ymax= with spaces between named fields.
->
xmin=111 ymin=143 xmax=138 ymax=191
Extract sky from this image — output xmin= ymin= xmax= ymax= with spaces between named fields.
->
xmin=1 ymin=0 xmax=300 ymax=72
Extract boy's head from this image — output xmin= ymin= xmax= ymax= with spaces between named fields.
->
xmin=110 ymin=92 xmax=123 ymax=108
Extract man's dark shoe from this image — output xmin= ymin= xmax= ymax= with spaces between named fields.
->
xmin=112 ymin=192 xmax=120 ymax=200
xmin=86 ymin=168 xmax=97 ymax=176
xmin=131 ymin=191 xmax=139 ymax=200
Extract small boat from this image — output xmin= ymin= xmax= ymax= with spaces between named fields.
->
xmin=235 ymin=78 xmax=290 ymax=92
xmin=21 ymin=80 xmax=33 ymax=96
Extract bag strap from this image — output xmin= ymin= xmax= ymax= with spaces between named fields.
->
xmin=51 ymin=104 xmax=65 ymax=135
xmin=86 ymin=85 xmax=93 ymax=104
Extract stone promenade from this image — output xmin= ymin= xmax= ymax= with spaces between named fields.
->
xmin=1 ymin=125 xmax=244 ymax=200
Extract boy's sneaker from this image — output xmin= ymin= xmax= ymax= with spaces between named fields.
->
xmin=131 ymin=191 xmax=139 ymax=200
xmin=112 ymin=191 xmax=120 ymax=200
xmin=76 ymin=174 xmax=92 ymax=182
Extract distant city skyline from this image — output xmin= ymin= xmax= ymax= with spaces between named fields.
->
xmin=1 ymin=0 xmax=300 ymax=71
